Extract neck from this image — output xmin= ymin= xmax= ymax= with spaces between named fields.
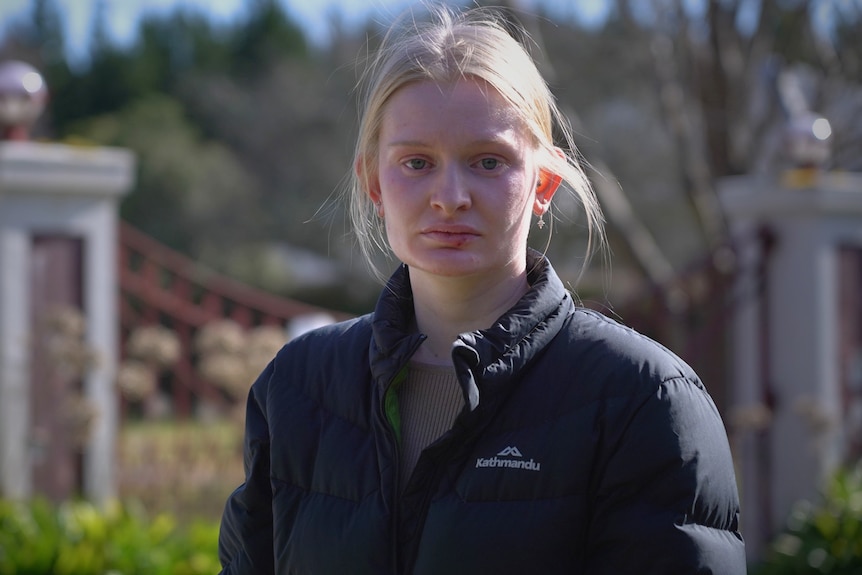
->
xmin=408 ymin=267 xmax=530 ymax=366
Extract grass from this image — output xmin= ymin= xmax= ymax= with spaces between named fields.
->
xmin=116 ymin=418 xmax=245 ymax=524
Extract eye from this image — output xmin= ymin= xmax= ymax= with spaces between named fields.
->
xmin=476 ymin=157 xmax=503 ymax=171
xmin=404 ymin=158 xmax=429 ymax=170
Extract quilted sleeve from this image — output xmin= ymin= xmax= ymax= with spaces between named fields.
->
xmin=218 ymin=365 xmax=275 ymax=574
xmin=585 ymin=376 xmax=746 ymax=574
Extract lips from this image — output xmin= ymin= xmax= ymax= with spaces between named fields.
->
xmin=422 ymin=221 xmax=478 ymax=233
xmin=421 ymin=225 xmax=479 ymax=246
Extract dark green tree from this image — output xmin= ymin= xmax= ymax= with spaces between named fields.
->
xmin=28 ymin=0 xmax=66 ymax=66
xmin=72 ymin=94 xmax=264 ymax=260
xmin=129 ymin=11 xmax=235 ymax=96
xmin=229 ymin=0 xmax=308 ymax=76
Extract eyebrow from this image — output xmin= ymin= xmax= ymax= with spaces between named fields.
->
xmin=385 ymin=134 xmax=520 ymax=149
xmin=385 ymin=140 xmax=427 ymax=148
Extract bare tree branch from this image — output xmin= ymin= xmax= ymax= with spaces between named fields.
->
xmin=501 ymin=0 xmax=677 ymax=286
xmin=649 ymin=0 xmax=726 ymax=250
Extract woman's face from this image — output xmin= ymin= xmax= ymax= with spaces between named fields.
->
xmin=370 ymin=78 xmax=557 ymax=282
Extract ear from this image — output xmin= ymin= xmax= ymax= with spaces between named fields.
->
xmin=533 ymin=148 xmax=564 ymax=216
xmin=356 ymin=156 xmax=383 ymax=214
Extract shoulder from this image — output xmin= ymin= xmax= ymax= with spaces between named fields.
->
xmin=562 ymin=309 xmax=740 ymax=515
xmin=251 ymin=314 xmax=374 ymax=402
xmin=558 ymin=307 xmax=703 ymax=393
xmin=519 ymin=305 xmax=725 ymax=441
xmin=559 ymin=308 xmax=733 ymax=471
xmin=543 ymin=306 xmax=734 ymax=454
xmin=279 ymin=313 xmax=374 ymax=360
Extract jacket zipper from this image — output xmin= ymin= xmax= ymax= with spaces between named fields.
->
xmin=382 ymin=335 xmax=425 ymax=574
xmin=382 ymin=368 xmax=405 ymax=574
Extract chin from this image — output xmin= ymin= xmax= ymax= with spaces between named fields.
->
xmin=400 ymin=250 xmax=486 ymax=278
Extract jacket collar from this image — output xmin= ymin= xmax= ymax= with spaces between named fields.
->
xmin=369 ymin=250 xmax=573 ymax=408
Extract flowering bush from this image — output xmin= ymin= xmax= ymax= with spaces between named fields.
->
xmin=116 ymin=360 xmax=158 ymax=402
xmin=126 ymin=325 xmax=181 ymax=368
xmin=193 ymin=319 xmax=245 ymax=357
xmin=195 ymin=321 xmax=287 ymax=401
xmin=117 ymin=324 xmax=182 ymax=409
xmin=37 ymin=306 xmax=102 ymax=445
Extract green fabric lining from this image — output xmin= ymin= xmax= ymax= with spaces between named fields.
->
xmin=384 ymin=366 xmax=408 ymax=445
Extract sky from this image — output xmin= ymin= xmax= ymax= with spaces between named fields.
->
xmin=0 ymin=0 xmax=614 ymax=65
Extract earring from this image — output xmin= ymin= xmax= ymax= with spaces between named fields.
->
xmin=536 ymin=178 xmax=546 ymax=228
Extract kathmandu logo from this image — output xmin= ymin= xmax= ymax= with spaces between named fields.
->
xmin=475 ymin=446 xmax=541 ymax=472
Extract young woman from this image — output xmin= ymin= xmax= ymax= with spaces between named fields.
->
xmin=218 ymin=6 xmax=745 ymax=574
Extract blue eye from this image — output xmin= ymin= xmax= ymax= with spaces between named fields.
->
xmin=405 ymin=158 xmax=428 ymax=170
xmin=479 ymin=158 xmax=500 ymax=170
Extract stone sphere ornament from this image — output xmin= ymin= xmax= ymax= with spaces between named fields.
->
xmin=0 ymin=60 xmax=49 ymax=140
xmin=784 ymin=111 xmax=833 ymax=169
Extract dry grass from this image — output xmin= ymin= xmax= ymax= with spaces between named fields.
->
xmin=116 ymin=418 xmax=245 ymax=523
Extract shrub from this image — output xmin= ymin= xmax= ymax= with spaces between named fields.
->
xmin=754 ymin=463 xmax=862 ymax=574
xmin=0 ymin=498 xmax=220 ymax=575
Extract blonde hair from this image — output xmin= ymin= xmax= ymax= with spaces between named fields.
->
xmin=348 ymin=4 xmax=604 ymax=280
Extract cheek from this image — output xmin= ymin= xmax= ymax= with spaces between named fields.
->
xmin=497 ymin=178 xmax=536 ymax=221
xmin=380 ymin=200 xmax=407 ymax=244
xmin=378 ymin=169 xmax=410 ymax=204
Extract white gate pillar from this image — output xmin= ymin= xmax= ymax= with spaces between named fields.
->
xmin=720 ymin=171 xmax=862 ymax=561
xmin=0 ymin=140 xmax=134 ymax=503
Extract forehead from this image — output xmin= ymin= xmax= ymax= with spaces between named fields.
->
xmin=380 ymin=78 xmax=524 ymax=139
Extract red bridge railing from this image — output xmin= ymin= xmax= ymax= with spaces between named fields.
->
xmin=118 ymin=220 xmax=348 ymax=418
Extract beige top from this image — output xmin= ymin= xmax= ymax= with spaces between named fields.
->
xmin=399 ymin=361 xmax=464 ymax=482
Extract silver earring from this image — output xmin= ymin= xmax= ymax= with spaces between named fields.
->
xmin=537 ymin=214 xmax=545 ymax=230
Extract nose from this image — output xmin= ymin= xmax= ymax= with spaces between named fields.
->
xmin=430 ymin=165 xmax=471 ymax=215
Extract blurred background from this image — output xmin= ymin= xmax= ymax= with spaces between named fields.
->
xmin=0 ymin=0 xmax=861 ymax=572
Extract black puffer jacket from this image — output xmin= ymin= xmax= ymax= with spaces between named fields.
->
xmin=219 ymin=253 xmax=745 ymax=574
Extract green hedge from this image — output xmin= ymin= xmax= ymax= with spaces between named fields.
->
xmin=0 ymin=498 xmax=220 ymax=575
xmin=754 ymin=464 xmax=862 ymax=574
xmin=6 ymin=463 xmax=858 ymax=575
